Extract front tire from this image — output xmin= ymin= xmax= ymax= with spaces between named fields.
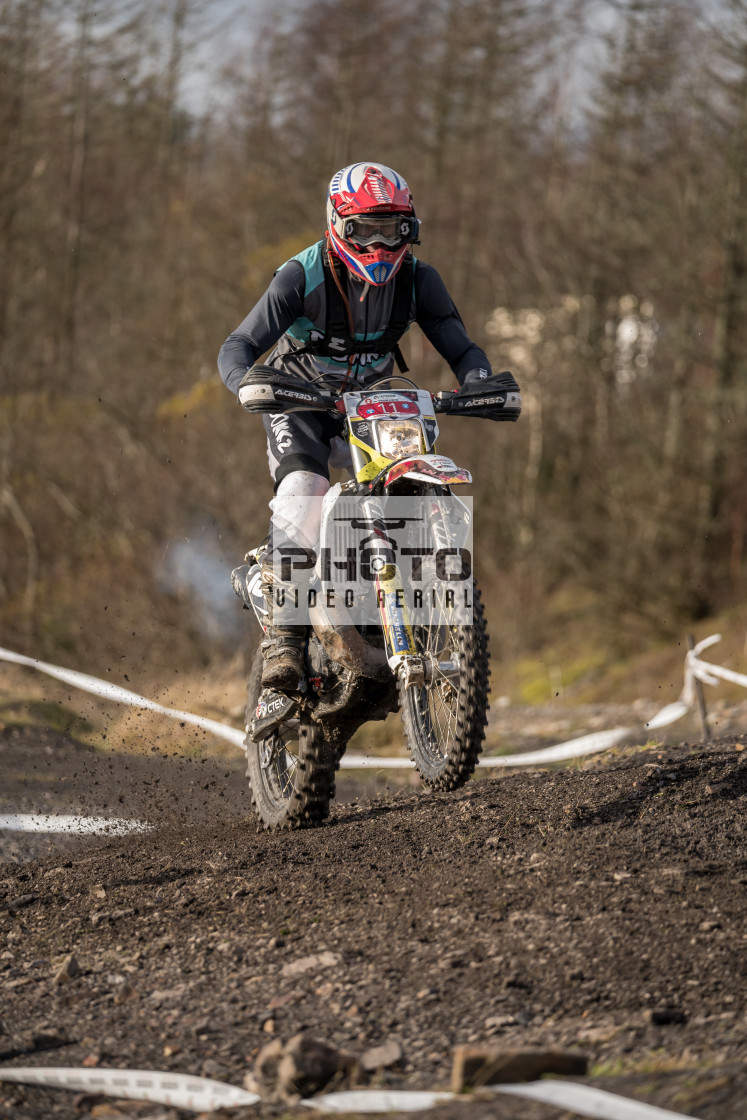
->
xmin=399 ymin=581 xmax=489 ymax=790
xmin=245 ymin=647 xmax=336 ymax=830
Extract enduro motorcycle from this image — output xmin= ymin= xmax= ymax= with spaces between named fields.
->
xmin=232 ymin=366 xmax=521 ymax=830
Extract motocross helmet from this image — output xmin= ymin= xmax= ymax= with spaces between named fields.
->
xmin=326 ymin=162 xmax=420 ymax=286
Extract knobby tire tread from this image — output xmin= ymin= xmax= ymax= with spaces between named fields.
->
xmin=399 ymin=581 xmax=490 ymax=791
xmin=245 ymin=647 xmax=336 ymax=830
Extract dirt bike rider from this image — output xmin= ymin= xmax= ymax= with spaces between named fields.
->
xmin=218 ymin=162 xmax=493 ymax=694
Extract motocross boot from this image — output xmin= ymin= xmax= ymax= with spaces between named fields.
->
xmin=260 ymin=558 xmax=306 ymax=692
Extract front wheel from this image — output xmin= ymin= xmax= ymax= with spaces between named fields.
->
xmin=399 ymin=580 xmax=489 ymax=790
xmin=245 ymin=648 xmax=336 ymax=830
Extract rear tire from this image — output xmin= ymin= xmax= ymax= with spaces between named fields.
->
xmin=399 ymin=580 xmax=489 ymax=790
xmin=245 ymin=647 xmax=336 ymax=830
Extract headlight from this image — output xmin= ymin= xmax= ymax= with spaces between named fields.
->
xmin=376 ymin=419 xmax=424 ymax=460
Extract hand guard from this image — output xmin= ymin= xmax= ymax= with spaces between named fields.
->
xmin=237 ymin=365 xmax=331 ymax=413
xmin=437 ymin=370 xmax=522 ymax=422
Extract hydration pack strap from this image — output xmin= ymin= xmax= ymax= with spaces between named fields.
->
xmin=298 ymin=251 xmax=413 ymax=372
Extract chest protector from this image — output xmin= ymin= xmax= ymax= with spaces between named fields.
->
xmin=296 ymin=250 xmax=413 ymax=373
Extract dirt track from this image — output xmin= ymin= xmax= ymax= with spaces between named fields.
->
xmin=1 ymin=723 xmax=746 ymax=1119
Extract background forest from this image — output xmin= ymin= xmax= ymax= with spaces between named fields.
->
xmin=1 ymin=0 xmax=746 ymax=699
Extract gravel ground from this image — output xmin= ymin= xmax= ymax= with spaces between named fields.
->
xmin=0 ymin=721 xmax=746 ymax=1119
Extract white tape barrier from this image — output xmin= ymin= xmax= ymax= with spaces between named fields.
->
xmin=344 ymin=633 xmax=747 ymax=768
xmin=642 ymin=633 xmax=747 ymax=736
xmin=643 ymin=700 xmax=691 ymax=731
xmin=685 ymin=632 xmax=747 ymax=694
xmin=342 ymin=726 xmax=632 ymax=770
xmin=0 ymin=1066 xmax=259 ymax=1111
xmin=302 ymin=1089 xmax=454 ymax=1112
xmin=0 ymin=645 xmax=245 ymax=749
xmin=0 ymin=1068 xmax=696 ymax=1119
xmin=0 ymin=814 xmax=150 ymax=835
xmin=490 ymin=1081 xmax=695 ymax=1120
xmin=308 ymin=1085 xmax=693 ymax=1119
xmin=1 ymin=634 xmax=744 ymax=774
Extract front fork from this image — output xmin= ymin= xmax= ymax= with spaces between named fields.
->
xmin=372 ymin=494 xmax=464 ymax=690
xmin=374 ymin=559 xmax=418 ymax=670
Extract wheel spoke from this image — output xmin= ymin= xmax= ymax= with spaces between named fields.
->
xmin=400 ymin=578 xmax=488 ymax=791
xmin=408 ymin=621 xmax=461 ymax=764
xmin=255 ymin=724 xmax=300 ymax=805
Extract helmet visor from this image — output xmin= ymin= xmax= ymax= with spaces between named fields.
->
xmin=342 ymin=213 xmax=416 ymax=249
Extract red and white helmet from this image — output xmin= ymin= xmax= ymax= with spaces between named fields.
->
xmin=327 ymin=162 xmax=420 ymax=286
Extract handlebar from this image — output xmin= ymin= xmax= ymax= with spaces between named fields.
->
xmin=238 ymin=366 xmax=521 ymax=422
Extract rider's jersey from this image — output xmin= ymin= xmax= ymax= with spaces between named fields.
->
xmin=218 ymin=240 xmax=491 ymax=394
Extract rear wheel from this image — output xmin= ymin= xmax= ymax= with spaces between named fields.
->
xmin=399 ymin=580 xmax=489 ymax=790
xmin=245 ymin=648 xmax=336 ymax=830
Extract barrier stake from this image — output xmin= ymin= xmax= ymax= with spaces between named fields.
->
xmin=687 ymin=633 xmax=710 ymax=740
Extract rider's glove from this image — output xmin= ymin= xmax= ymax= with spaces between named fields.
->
xmin=456 ymin=368 xmax=491 ymax=393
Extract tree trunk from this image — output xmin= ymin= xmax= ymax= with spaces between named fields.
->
xmin=60 ymin=0 xmax=92 ymax=385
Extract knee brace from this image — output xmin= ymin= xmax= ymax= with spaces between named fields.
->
xmin=268 ymin=470 xmax=329 ymax=551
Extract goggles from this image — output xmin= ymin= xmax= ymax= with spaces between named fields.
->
xmin=341 ymin=213 xmax=420 ymax=249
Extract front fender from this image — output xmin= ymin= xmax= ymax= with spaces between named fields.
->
xmin=383 ymin=454 xmax=472 ymax=489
